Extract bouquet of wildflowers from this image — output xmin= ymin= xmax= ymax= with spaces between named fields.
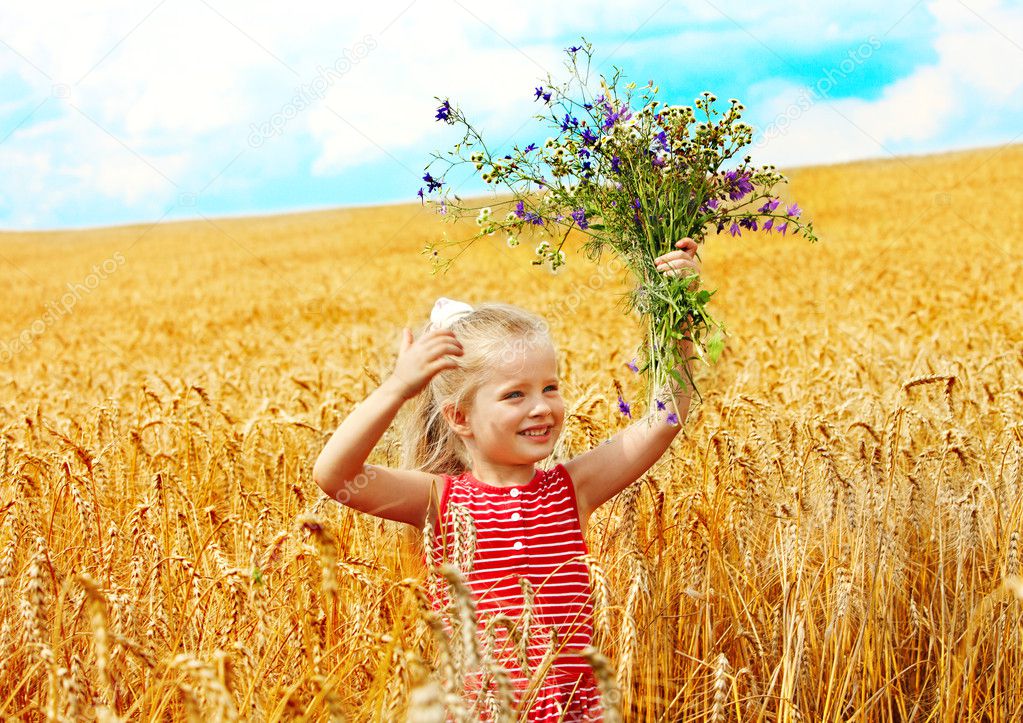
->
xmin=419 ymin=38 xmax=818 ymax=415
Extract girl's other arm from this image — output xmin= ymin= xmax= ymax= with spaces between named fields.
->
xmin=563 ymin=238 xmax=701 ymax=519
xmin=312 ymin=328 xmax=463 ymax=528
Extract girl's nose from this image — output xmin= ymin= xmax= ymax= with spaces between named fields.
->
xmin=530 ymin=396 xmax=553 ymax=416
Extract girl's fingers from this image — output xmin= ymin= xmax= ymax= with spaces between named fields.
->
xmin=399 ymin=328 xmax=412 ymax=353
xmin=654 ymin=255 xmax=684 ymax=267
xmin=654 ymin=247 xmax=697 ymax=265
xmin=422 ymin=333 xmax=462 ymax=349
xmin=676 ymin=238 xmax=698 ymax=253
xmin=429 ymin=356 xmax=461 ymax=373
xmin=426 ymin=340 xmax=464 ymax=358
xmin=657 ymin=261 xmax=701 ymax=278
xmin=656 ymin=257 xmax=699 ymax=272
xmin=425 ymin=328 xmax=458 ymax=341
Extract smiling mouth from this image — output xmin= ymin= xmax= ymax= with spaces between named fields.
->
xmin=518 ymin=426 xmax=552 ymax=438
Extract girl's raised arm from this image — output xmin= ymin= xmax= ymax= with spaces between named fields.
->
xmin=312 ymin=327 xmax=463 ymax=528
xmin=563 ymin=238 xmax=702 ymax=520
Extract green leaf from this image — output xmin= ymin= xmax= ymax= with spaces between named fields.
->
xmin=705 ymin=329 xmax=726 ymax=363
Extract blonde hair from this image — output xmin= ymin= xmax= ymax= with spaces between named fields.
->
xmin=396 ymin=301 xmax=556 ymax=476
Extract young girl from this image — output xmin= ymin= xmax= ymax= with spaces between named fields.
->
xmin=313 ymin=239 xmax=702 ymax=721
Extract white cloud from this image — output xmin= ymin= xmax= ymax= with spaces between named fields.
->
xmin=750 ymin=0 xmax=1023 ymax=167
xmin=0 ymin=0 xmax=1021 ymax=229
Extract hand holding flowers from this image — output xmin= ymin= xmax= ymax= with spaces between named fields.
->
xmin=420 ymin=37 xmax=819 ymax=422
xmin=654 ymin=237 xmax=700 ymax=289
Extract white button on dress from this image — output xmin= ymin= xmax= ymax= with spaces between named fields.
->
xmin=513 ymin=540 xmax=524 ymax=550
xmin=510 ymin=488 xmax=520 ymax=497
xmin=511 ymin=512 xmax=521 ymax=521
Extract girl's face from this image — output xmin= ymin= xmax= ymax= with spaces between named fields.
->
xmin=457 ymin=339 xmax=564 ymax=466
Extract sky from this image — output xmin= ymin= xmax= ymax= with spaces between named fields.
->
xmin=0 ymin=0 xmax=1021 ymax=231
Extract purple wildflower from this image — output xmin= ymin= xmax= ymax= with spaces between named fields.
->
xmin=435 ymin=100 xmax=452 ymax=122
xmin=567 ymin=45 xmax=581 ymax=53
xmin=524 ymin=211 xmax=544 ymax=225
xmin=523 ymin=143 xmax=537 ymax=153
xmin=617 ymin=395 xmax=632 ymax=418
xmin=560 ymin=114 xmax=579 ymax=132
xmin=626 ymin=358 xmax=639 ymax=373
xmin=729 ymin=221 xmax=741 ymax=237
xmin=571 ymin=208 xmax=589 ymax=230
xmin=422 ymin=172 xmax=443 ymax=192
xmin=656 ymin=399 xmax=666 ymax=411
xmin=763 ymin=218 xmax=774 ymax=232
xmin=666 ymin=412 xmax=679 ymax=426
xmin=758 ymin=198 xmax=781 ymax=213
xmin=599 ymin=96 xmax=633 ymax=131
xmin=632 ymin=198 xmax=641 ymax=210
xmin=417 ymin=188 xmax=424 ymax=204
xmin=611 ymin=156 xmax=622 ymax=174
xmin=776 ymin=221 xmax=788 ymax=235
xmin=581 ymin=127 xmax=598 ymax=146
xmin=724 ymin=170 xmax=754 ymax=201
xmin=786 ymin=203 xmax=801 ymax=218
xmin=652 ymin=154 xmax=667 ymax=168
xmin=655 ymin=130 xmax=668 ymax=148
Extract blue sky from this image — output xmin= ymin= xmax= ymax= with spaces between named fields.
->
xmin=1 ymin=0 xmax=1021 ymax=231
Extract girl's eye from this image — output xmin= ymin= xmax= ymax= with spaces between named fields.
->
xmin=504 ymin=386 xmax=558 ymax=399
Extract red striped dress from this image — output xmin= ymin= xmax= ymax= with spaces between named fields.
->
xmin=424 ymin=463 xmax=603 ymax=722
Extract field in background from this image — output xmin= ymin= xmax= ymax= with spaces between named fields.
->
xmin=0 ymin=143 xmax=1021 ymax=721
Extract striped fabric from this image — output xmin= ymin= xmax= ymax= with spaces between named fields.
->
xmin=424 ymin=463 xmax=603 ymax=722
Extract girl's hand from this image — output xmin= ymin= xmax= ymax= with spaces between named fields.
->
xmin=386 ymin=327 xmax=464 ymax=401
xmin=654 ymin=237 xmax=701 ymax=290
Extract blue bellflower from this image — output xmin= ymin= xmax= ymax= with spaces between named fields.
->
xmin=422 ymin=172 xmax=443 ymax=192
xmin=435 ymin=100 xmax=452 ymax=122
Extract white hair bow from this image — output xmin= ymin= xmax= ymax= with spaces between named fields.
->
xmin=429 ymin=297 xmax=474 ymax=330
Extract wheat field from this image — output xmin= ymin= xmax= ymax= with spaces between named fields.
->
xmin=1 ymin=142 xmax=1021 ymax=721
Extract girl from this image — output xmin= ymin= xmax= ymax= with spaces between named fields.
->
xmin=313 ymin=238 xmax=702 ymax=721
